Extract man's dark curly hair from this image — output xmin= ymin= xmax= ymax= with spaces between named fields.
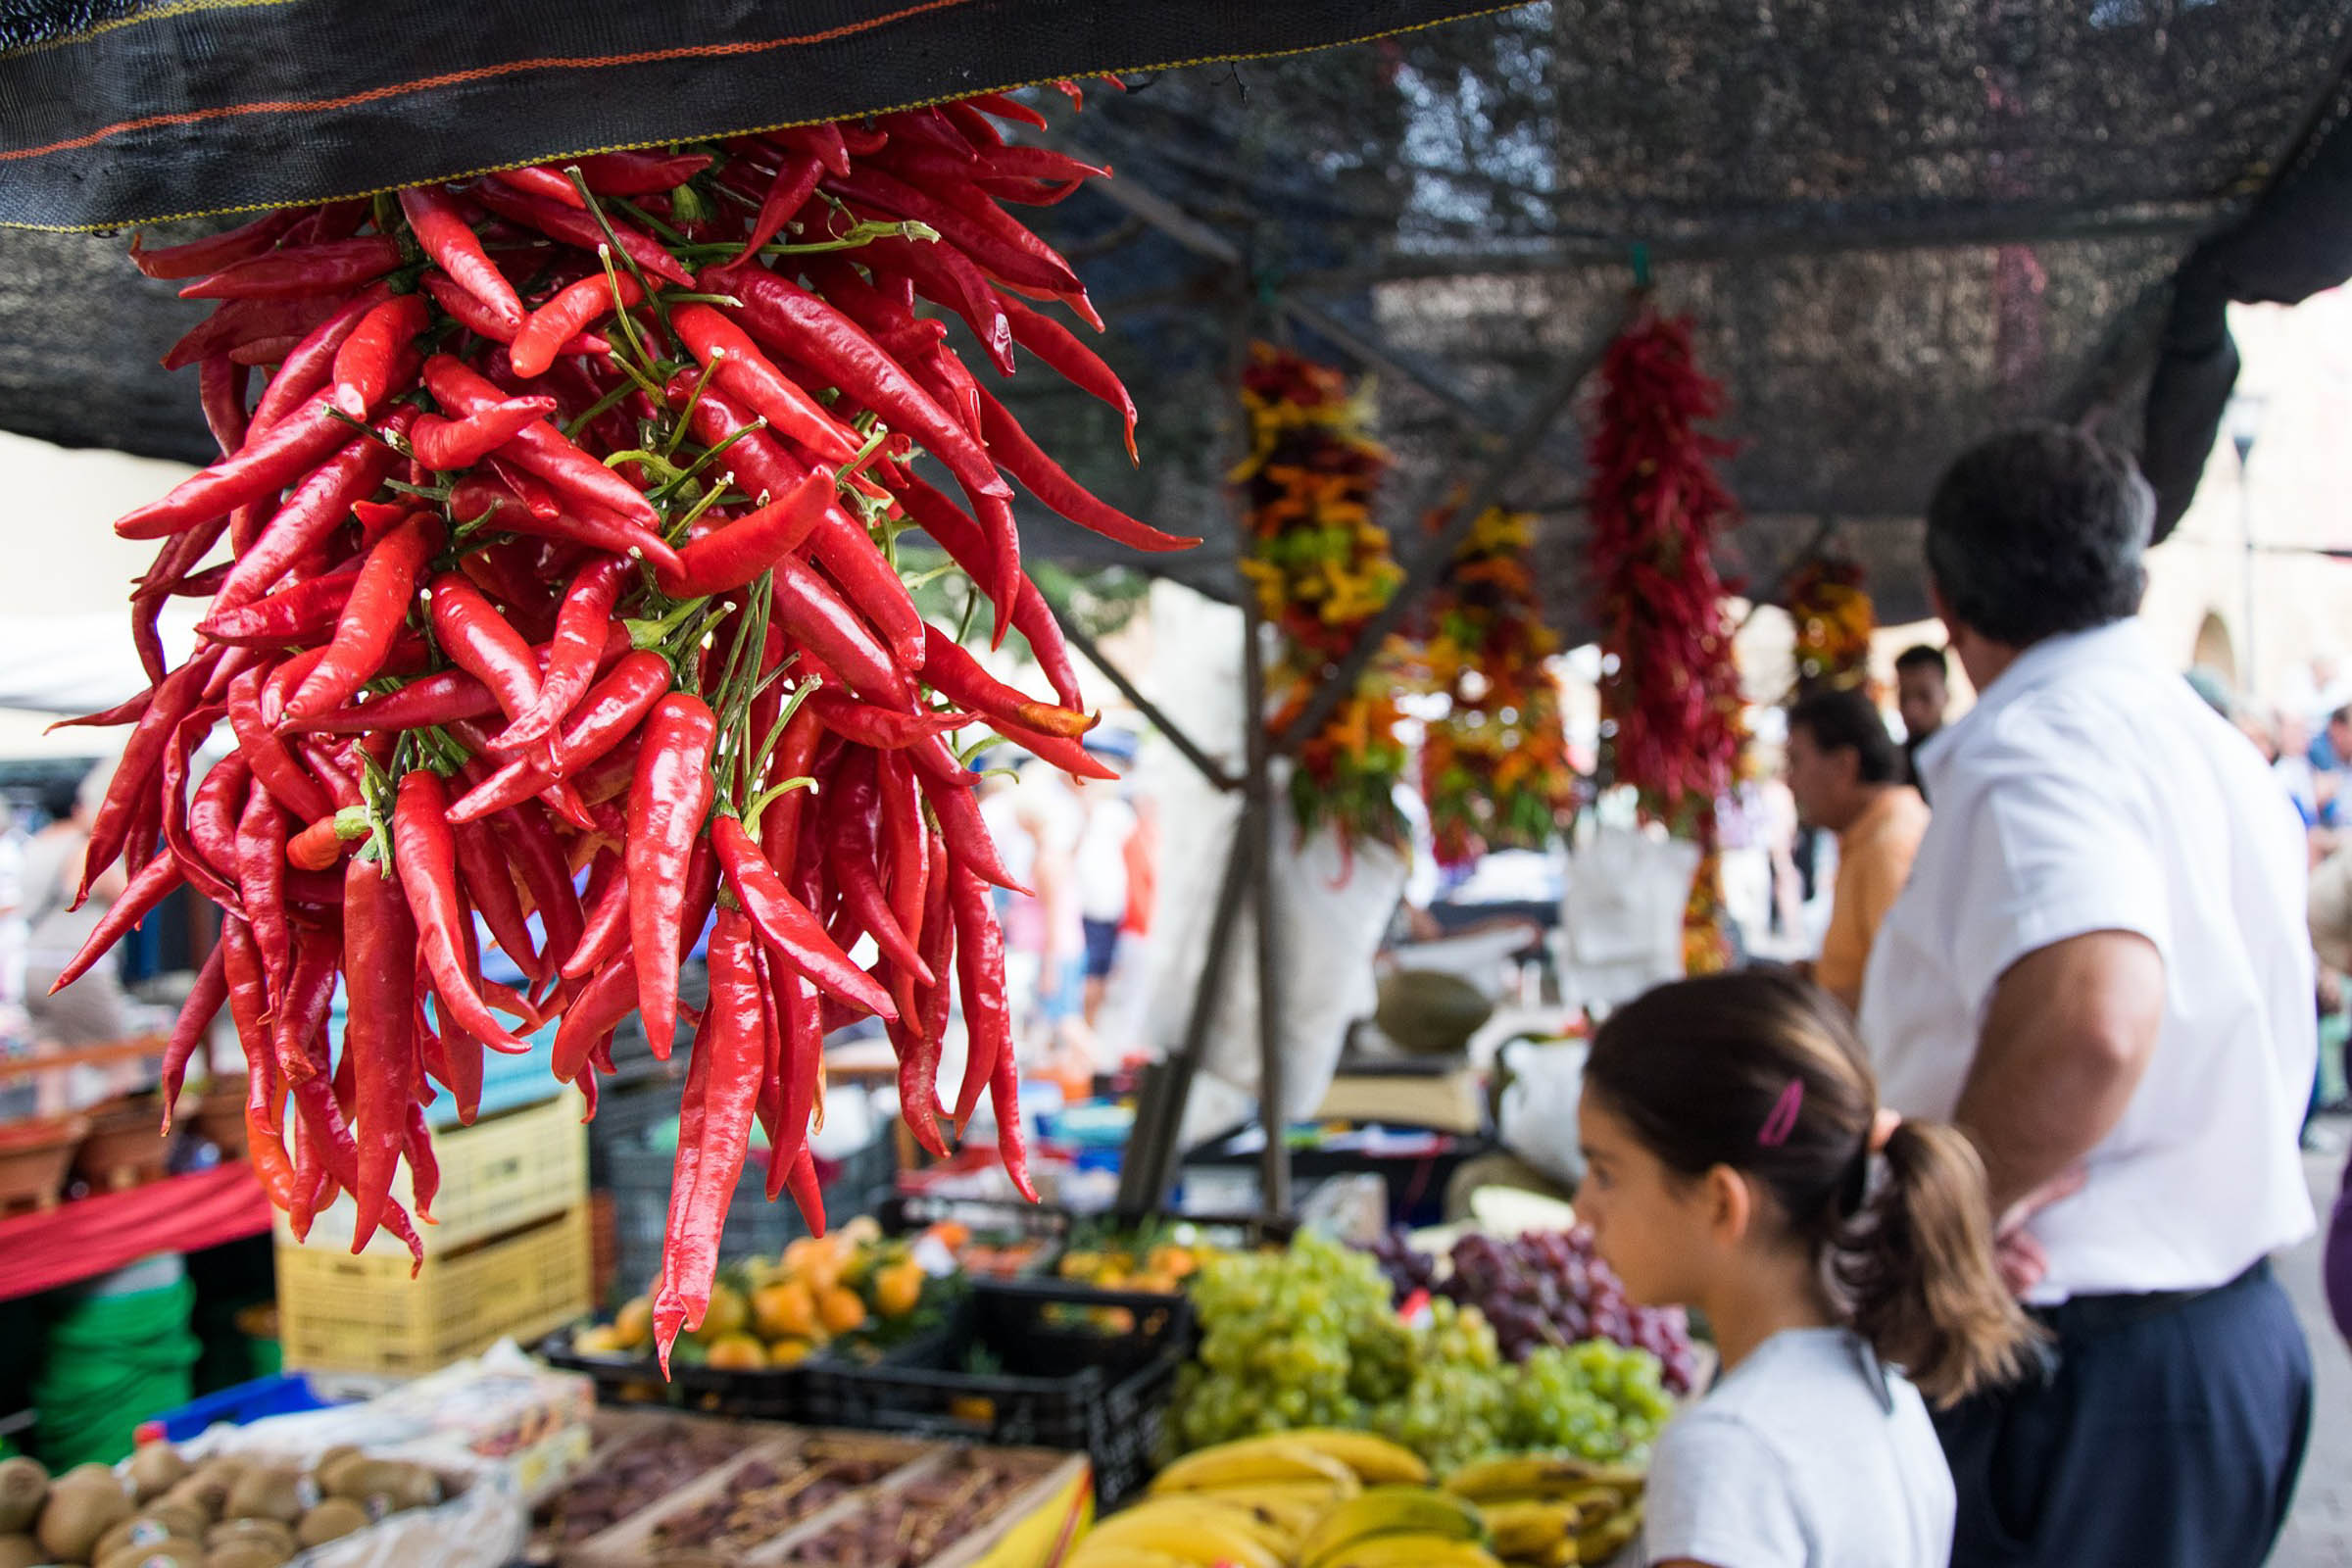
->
xmin=1925 ymin=424 xmax=2153 ymax=647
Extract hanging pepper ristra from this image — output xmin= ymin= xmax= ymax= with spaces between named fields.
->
xmin=1586 ymin=309 xmax=1746 ymax=973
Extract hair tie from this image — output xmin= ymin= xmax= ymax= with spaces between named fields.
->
xmin=1757 ymin=1077 xmax=1804 ymax=1147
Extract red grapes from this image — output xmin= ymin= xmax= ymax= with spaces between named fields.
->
xmin=1366 ymin=1227 xmax=1699 ymax=1395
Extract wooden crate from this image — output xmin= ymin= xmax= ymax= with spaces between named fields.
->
xmin=277 ymin=1202 xmax=591 ymax=1376
xmin=277 ymin=1089 xmax=587 ymax=1257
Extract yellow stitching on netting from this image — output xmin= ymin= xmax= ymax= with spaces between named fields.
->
xmin=0 ymin=3 xmax=1532 ymax=233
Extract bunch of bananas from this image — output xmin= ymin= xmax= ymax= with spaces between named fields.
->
xmin=1070 ymin=1432 xmax=1647 ymax=1568
xmin=1445 ymin=1454 xmax=1646 ymax=1566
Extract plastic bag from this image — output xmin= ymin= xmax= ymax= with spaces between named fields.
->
xmin=1494 ymin=1037 xmax=1592 ymax=1188
xmin=1147 ymin=761 xmax=1406 ymax=1146
xmin=1551 ymin=825 xmax=1700 ymax=1011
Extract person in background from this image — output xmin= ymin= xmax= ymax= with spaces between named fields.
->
xmin=22 ymin=766 xmax=135 ymax=1050
xmin=1784 ymin=687 xmax=1928 ymax=1016
xmin=2307 ymin=848 xmax=2352 ymax=1345
xmin=2274 ymin=709 xmax=2326 ymax=834
xmin=1073 ymin=740 xmax=1139 ymax=1029
xmin=1579 ymin=971 xmax=2034 ymax=1568
xmin=1861 ymin=425 xmax=2314 ymax=1568
xmin=1892 ymin=644 xmax=1950 ymax=802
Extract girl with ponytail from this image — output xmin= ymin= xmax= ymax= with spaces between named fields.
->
xmin=1577 ymin=969 xmax=2036 ymax=1568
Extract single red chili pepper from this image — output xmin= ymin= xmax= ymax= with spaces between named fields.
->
xmin=575 ymin=149 xmax=713 ymax=193
xmin=876 ymin=107 xmax=982 ymax=162
xmin=626 ymin=694 xmax=717 ymax=1060
xmin=444 ymin=815 xmax=539 ymax=987
xmin=293 ymin=197 xmax=372 ymax=244
xmin=394 ymin=769 xmax=532 ymax=1054
xmin=822 ymin=754 xmax=932 ymax=985
xmin=889 ymin=470 xmax=1084 ymax=706
xmin=736 ymin=152 xmax=823 ymax=262
xmin=669 ymin=304 xmax=860 ymax=466
xmin=948 ymin=861 xmax=1011 ymax=1129
xmin=765 ymin=967 xmax=819 ymax=1201
xmin=966 ymin=89 xmax=1050 ymax=128
xmin=781 ymin=1144 xmax=827 ymax=1238
xmin=468 ymin=177 xmax=694 ymax=287
xmin=225 ymin=922 xmax=303 ymax=1213
xmin=200 ymin=564 xmax=362 ymax=646
xmin=425 ymin=572 xmax=542 ymax=723
xmin=419 ymin=272 xmax=603 ymax=357
xmin=235 ymin=786 xmax=294 ymax=1002
xmin=159 ymin=943 xmax=229 ymax=1132
xmin=920 ymin=625 xmax=1091 ymax=739
xmin=402 ymin=1101 xmax=442 ymax=1222
xmin=270 ymin=922 xmax=339 ymax=1087
xmin=344 ymin=852 xmax=419 ymax=1248
xmin=180 ymin=235 xmax=404 ymax=300
xmin=160 ymin=706 xmax=237 ymax=907
xmin=423 ymin=355 xmax=662 ymax=533
xmin=398 ymin=183 xmax=525 ymax=327
xmin=652 ymin=469 xmax=832 ymax=598
xmin=770 ymin=557 xmax=912 ymax=709
xmin=77 ymin=646 xmax=220 ymax=903
xmin=490 ymin=557 xmax=632 ymax=756
xmin=198 ymin=355 xmax=251 ymax=454
xmin=979 ymin=143 xmax=1111 ymax=189
xmin=113 ymin=397 xmax=359 ymax=540
xmin=920 ymin=763 xmax=1028 ymax=894
xmin=410 ymin=394 xmax=558 ymax=468
xmin=245 ymin=281 xmax=395 ymax=431
xmin=512 ymin=271 xmax=645 ymax=379
xmin=329 ymin=293 xmax=431 ymax=416
xmin=711 ymin=813 xmax=896 ymax=1019
xmin=132 ymin=209 xmax=303 ymax=279
xmin=287 ymin=1070 xmax=425 ymax=1270
xmin=283 ymin=667 xmax=503 ymax=736
xmin=453 ymin=650 xmax=671 ymax=821
xmin=747 ymin=939 xmax=785 ymax=1165
xmin=991 ymin=1029 xmax=1038 ymax=1203
xmin=560 ymin=849 xmax=628 ymax=982
xmin=653 ymin=904 xmax=767 ymax=1369
xmin=807 ymin=689 xmax=970 ymax=750
xmin=286 ymin=810 xmax=360 ymax=872
xmin=46 ymin=854 xmax=184 ymax=993
xmin=984 ymin=714 xmax=1120 ymax=781
xmin=213 ymin=405 xmax=415 ymax=612
xmin=974 ymin=387 xmax=1196 ymax=552
xmin=281 ymin=514 xmax=443 ymax=722
xmin=488 ymin=165 xmax=587 ymax=209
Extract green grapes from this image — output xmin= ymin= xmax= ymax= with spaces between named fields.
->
xmin=1499 ymin=1340 xmax=1674 ymax=1461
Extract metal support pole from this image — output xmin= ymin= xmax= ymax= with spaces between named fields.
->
xmin=1240 ymin=569 xmax=1291 ymax=1216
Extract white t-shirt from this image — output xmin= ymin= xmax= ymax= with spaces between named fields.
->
xmin=1075 ymin=795 xmax=1137 ymax=925
xmin=1860 ymin=619 xmax=2316 ymax=1301
xmin=1641 ymin=1328 xmax=1952 ymax=1568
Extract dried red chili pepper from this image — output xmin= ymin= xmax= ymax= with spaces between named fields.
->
xmin=399 ymin=183 xmax=525 ymax=329
xmin=423 ymin=355 xmax=662 ymax=533
xmin=132 ymin=209 xmax=303 ymax=279
xmin=281 ymin=513 xmax=443 ymax=722
xmin=331 ymin=294 xmax=431 ymax=416
xmin=512 ymin=271 xmax=644 ymax=379
xmin=627 ymin=694 xmax=717 ymax=1059
xmin=344 ymin=852 xmax=419 ymax=1248
xmin=181 ymin=235 xmax=403 ymax=301
xmin=453 ymin=649 xmax=672 ymax=820
xmin=426 ymin=572 xmax=542 ymax=724
xmin=710 ymin=814 xmax=895 ymax=1019
xmin=411 ymin=395 xmax=559 ymax=470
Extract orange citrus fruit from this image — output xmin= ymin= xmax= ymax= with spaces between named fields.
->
xmin=753 ymin=1279 xmax=817 ymax=1341
xmin=874 ymin=1260 xmax=924 ymax=1319
xmin=818 ymin=1286 xmax=869 ymax=1335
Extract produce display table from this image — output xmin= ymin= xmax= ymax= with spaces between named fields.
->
xmin=0 ymin=1160 xmax=270 ymax=1299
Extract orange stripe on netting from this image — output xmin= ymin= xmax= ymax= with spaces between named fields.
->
xmin=0 ymin=0 xmax=974 ymax=162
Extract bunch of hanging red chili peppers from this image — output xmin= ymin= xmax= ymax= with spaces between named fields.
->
xmin=1784 ymin=554 xmax=1876 ymax=697
xmin=1585 ymin=308 xmax=1745 ymax=973
xmin=63 ymin=83 xmax=1190 ymax=1373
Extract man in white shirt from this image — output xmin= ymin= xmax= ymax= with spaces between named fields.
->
xmin=1860 ymin=425 xmax=2314 ymax=1568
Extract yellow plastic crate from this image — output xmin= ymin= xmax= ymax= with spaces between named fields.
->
xmin=276 ymin=1088 xmax=587 ymax=1257
xmin=277 ymin=1202 xmax=591 ymax=1377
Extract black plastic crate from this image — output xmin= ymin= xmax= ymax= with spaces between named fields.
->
xmin=603 ymin=1108 xmax=897 ymax=1296
xmin=793 ymin=1278 xmax=1193 ymax=1507
xmin=533 ymin=1300 xmax=963 ymax=1418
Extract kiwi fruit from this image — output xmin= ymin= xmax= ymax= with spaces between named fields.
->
xmin=326 ymin=1459 xmax=436 ymax=1514
xmin=0 ymin=1458 xmax=46 ymax=1534
xmin=203 ymin=1517 xmax=295 ymax=1553
xmin=126 ymin=1446 xmax=192 ymax=1504
xmin=145 ymin=1499 xmax=208 ymax=1542
xmin=36 ymin=1473 xmax=133 ymax=1563
xmin=96 ymin=1540 xmax=205 ymax=1568
xmin=311 ymin=1446 xmax=363 ymax=1491
xmin=0 ymin=1534 xmax=40 ymax=1568
xmin=222 ymin=1469 xmax=305 ymax=1527
xmin=294 ymin=1497 xmax=368 ymax=1548
xmin=169 ymin=1466 xmax=237 ymax=1519
xmin=203 ymin=1543 xmax=289 ymax=1568
xmin=96 ymin=1512 xmax=183 ymax=1561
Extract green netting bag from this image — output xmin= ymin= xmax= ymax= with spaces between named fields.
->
xmin=32 ymin=1278 xmax=200 ymax=1469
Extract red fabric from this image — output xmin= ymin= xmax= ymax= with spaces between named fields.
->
xmin=0 ymin=1162 xmax=271 ymax=1299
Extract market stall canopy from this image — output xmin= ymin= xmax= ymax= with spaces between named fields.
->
xmin=1 ymin=2 xmax=2348 ymax=634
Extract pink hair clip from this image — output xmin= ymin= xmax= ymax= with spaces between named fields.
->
xmin=1757 ymin=1077 xmax=1804 ymax=1147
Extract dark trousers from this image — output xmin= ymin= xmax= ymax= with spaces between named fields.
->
xmin=1936 ymin=1260 xmax=2313 ymax=1568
